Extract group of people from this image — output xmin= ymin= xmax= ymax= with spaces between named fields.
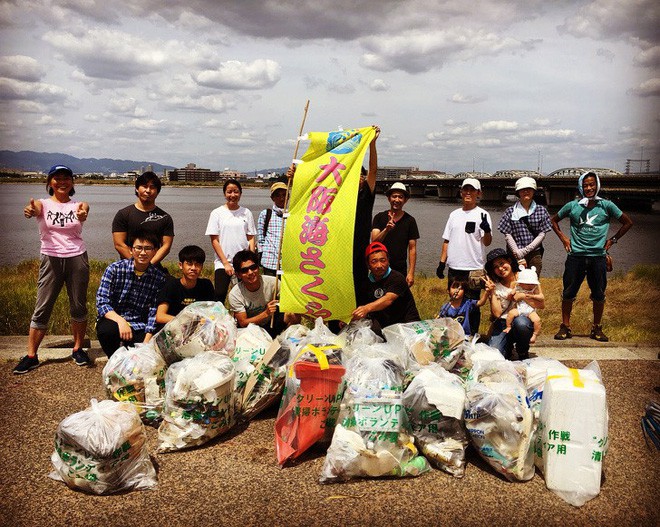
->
xmin=14 ymin=138 xmax=633 ymax=373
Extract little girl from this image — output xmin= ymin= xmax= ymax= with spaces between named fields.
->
xmin=438 ymin=279 xmax=488 ymax=337
xmin=503 ymin=266 xmax=541 ymax=343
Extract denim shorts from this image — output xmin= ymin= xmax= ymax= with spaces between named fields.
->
xmin=562 ymin=254 xmax=607 ymax=302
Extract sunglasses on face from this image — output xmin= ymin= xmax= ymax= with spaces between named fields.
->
xmin=238 ymin=263 xmax=258 ymax=273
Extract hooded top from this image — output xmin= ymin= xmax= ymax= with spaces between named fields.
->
xmin=577 ymin=171 xmax=602 ymax=206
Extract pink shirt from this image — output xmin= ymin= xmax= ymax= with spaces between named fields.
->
xmin=36 ymin=198 xmax=86 ymax=257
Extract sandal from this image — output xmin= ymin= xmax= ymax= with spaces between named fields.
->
xmin=554 ymin=324 xmax=572 ymax=340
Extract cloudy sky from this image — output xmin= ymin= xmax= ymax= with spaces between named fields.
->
xmin=0 ymin=0 xmax=658 ymax=174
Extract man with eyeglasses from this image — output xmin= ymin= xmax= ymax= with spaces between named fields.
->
xmin=228 ymin=249 xmax=300 ymax=337
xmin=96 ymin=230 xmax=167 ymax=357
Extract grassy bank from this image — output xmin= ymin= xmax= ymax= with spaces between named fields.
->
xmin=1 ymin=260 xmax=658 ymax=345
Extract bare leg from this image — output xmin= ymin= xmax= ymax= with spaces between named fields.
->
xmin=504 ymin=309 xmax=519 ymax=333
xmin=529 ymin=312 xmax=541 ymax=344
xmin=71 ymin=320 xmax=87 ymax=351
xmin=27 ymin=327 xmax=47 ymax=358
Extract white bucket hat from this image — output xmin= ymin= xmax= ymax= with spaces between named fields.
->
xmin=515 ymin=176 xmax=537 ymax=192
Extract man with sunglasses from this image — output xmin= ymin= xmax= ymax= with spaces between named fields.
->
xmin=96 ymin=230 xmax=166 ymax=357
xmin=228 ymin=249 xmax=300 ymax=337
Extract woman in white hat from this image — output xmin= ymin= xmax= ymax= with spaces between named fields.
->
xmin=497 ymin=176 xmax=552 ymax=275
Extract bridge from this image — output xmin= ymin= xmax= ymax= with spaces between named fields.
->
xmin=374 ymin=169 xmax=660 ymax=208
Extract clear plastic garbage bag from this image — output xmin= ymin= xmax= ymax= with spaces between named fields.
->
xmin=49 ymin=399 xmax=157 ymax=495
xmin=153 ymin=301 xmax=237 ymax=364
xmin=102 ymin=343 xmax=167 ymax=425
xmin=157 ymin=351 xmax=237 ymax=452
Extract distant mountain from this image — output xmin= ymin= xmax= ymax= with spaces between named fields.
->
xmin=0 ymin=150 xmax=176 ymax=174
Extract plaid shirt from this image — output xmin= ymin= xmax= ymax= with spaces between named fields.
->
xmin=96 ymin=258 xmax=166 ymax=334
xmin=257 ymin=206 xmax=284 ymax=271
xmin=498 ymin=203 xmax=552 ymax=247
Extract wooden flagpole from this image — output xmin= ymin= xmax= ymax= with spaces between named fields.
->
xmin=270 ymin=100 xmax=310 ymax=327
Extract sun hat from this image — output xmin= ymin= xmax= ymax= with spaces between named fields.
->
xmin=385 ymin=182 xmax=410 ymax=198
xmin=270 ymin=182 xmax=287 ymax=196
xmin=517 ymin=266 xmax=540 ymax=285
xmin=461 ymin=177 xmax=481 ymax=191
xmin=365 ymin=241 xmax=388 ymax=258
xmin=485 ymin=248 xmax=519 ymax=276
xmin=515 ymin=176 xmax=537 ymax=192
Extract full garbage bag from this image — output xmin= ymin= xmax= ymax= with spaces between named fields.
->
xmin=383 ymin=318 xmax=465 ymax=371
xmin=320 ymin=349 xmax=430 ymax=483
xmin=337 ymin=319 xmax=384 ymax=361
xmin=275 ymin=340 xmax=345 ymax=465
xmin=233 ymin=324 xmax=289 ymax=420
xmin=464 ymin=360 xmax=535 ymax=481
xmin=452 ymin=337 xmax=505 ymax=380
xmin=403 ymin=363 xmax=468 ymax=477
xmin=157 ymin=352 xmax=237 ymax=452
xmin=102 ymin=343 xmax=167 ymax=425
xmin=49 ymin=399 xmax=157 ymax=494
xmin=153 ymin=301 xmax=237 ymax=364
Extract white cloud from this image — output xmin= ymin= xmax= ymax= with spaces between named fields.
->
xmin=193 ymin=60 xmax=281 ymax=90
xmin=370 ymin=79 xmax=389 ymax=91
xmin=479 ymin=120 xmax=519 ymax=132
xmin=449 ymin=92 xmax=487 ymax=104
xmin=634 ymin=45 xmax=660 ymax=68
xmin=0 ymin=55 xmax=45 ymax=81
xmin=0 ymin=77 xmax=69 ymax=103
xmin=628 ymin=78 xmax=660 ymax=97
xmin=159 ymin=94 xmax=236 ymax=113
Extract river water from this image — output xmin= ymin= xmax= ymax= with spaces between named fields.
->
xmin=2 ymin=183 xmax=658 ymax=276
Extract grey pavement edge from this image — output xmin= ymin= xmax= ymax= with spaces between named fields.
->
xmin=0 ymin=335 xmax=657 ymax=363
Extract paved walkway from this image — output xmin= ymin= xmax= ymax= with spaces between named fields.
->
xmin=1 ymin=335 xmax=658 ymax=527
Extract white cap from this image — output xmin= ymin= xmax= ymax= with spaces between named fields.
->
xmin=386 ymin=181 xmax=410 ymax=197
xmin=461 ymin=177 xmax=481 ymax=191
xmin=515 ymin=176 xmax=537 ymax=192
xmin=517 ymin=266 xmax=540 ymax=285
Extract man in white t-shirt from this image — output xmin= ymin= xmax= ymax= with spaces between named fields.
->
xmin=437 ymin=178 xmax=492 ymax=329
xmin=228 ymin=250 xmax=300 ymax=337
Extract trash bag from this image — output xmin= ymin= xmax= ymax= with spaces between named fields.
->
xmin=383 ymin=318 xmax=465 ymax=371
xmin=153 ymin=301 xmax=237 ymax=364
xmin=337 ymin=319 xmax=384 ymax=361
xmin=320 ymin=353 xmax=430 ymax=483
xmin=157 ymin=352 xmax=237 ymax=452
xmin=233 ymin=324 xmax=289 ymax=420
xmin=464 ymin=360 xmax=535 ymax=482
xmin=275 ymin=341 xmax=345 ymax=465
xmin=102 ymin=343 xmax=167 ymax=426
xmin=536 ymin=363 xmax=608 ymax=507
xmin=403 ymin=363 xmax=468 ymax=477
xmin=49 ymin=399 xmax=157 ymax=495
xmin=452 ymin=337 xmax=505 ymax=380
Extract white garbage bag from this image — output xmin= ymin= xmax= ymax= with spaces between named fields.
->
xmin=49 ymin=399 xmax=157 ymax=494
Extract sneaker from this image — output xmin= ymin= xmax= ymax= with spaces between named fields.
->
xmin=13 ymin=355 xmax=40 ymax=374
xmin=554 ymin=324 xmax=572 ymax=340
xmin=590 ymin=324 xmax=609 ymax=342
xmin=72 ymin=348 xmax=91 ymax=366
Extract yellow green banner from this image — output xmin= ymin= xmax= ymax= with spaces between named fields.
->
xmin=280 ymin=126 xmax=376 ymax=321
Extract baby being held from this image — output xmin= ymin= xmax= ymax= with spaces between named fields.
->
xmin=503 ymin=266 xmax=541 ymax=343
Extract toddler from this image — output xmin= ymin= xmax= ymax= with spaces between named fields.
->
xmin=438 ymin=279 xmax=487 ymax=337
xmin=503 ymin=266 xmax=541 ymax=343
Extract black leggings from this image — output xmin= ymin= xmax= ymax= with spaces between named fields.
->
xmin=214 ymin=268 xmax=233 ymax=303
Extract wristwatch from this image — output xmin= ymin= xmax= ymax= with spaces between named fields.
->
xmin=610 ymin=236 xmax=618 ymax=244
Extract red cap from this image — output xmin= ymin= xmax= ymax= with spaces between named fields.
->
xmin=365 ymin=242 xmax=388 ymax=258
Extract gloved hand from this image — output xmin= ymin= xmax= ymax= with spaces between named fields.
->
xmin=436 ymin=262 xmax=446 ymax=279
xmin=480 ymin=213 xmax=491 ymax=233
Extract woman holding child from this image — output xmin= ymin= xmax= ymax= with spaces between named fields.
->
xmin=484 ymin=248 xmax=545 ymax=360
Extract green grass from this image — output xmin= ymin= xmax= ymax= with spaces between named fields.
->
xmin=1 ymin=260 xmax=658 ymax=345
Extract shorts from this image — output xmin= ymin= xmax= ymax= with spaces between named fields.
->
xmin=561 ymin=254 xmax=607 ymax=303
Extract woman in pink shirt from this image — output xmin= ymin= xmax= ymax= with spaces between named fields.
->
xmin=14 ymin=165 xmax=91 ymax=374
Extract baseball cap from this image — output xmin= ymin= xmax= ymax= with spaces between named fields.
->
xmin=365 ymin=241 xmax=388 ymax=258
xmin=385 ymin=181 xmax=410 ymax=198
xmin=48 ymin=165 xmax=73 ymax=177
xmin=461 ymin=177 xmax=481 ymax=191
xmin=270 ymin=182 xmax=287 ymax=196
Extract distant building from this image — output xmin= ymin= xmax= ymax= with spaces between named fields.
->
xmin=377 ymin=166 xmax=419 ymax=180
xmin=169 ymin=163 xmax=222 ymax=182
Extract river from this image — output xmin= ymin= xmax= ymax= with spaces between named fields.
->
xmin=2 ymin=183 xmax=658 ymax=276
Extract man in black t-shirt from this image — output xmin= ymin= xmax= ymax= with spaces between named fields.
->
xmin=112 ymin=171 xmax=174 ymax=266
xmin=352 ymin=242 xmax=420 ymax=334
xmin=155 ymin=245 xmax=214 ymax=331
xmin=371 ymin=182 xmax=419 ymax=287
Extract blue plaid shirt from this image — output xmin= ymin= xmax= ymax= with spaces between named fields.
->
xmin=96 ymin=259 xmax=166 ymax=334
xmin=257 ymin=206 xmax=284 ymax=271
xmin=498 ymin=203 xmax=552 ymax=247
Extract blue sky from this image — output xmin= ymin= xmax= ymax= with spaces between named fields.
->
xmin=0 ymin=0 xmax=658 ymax=174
